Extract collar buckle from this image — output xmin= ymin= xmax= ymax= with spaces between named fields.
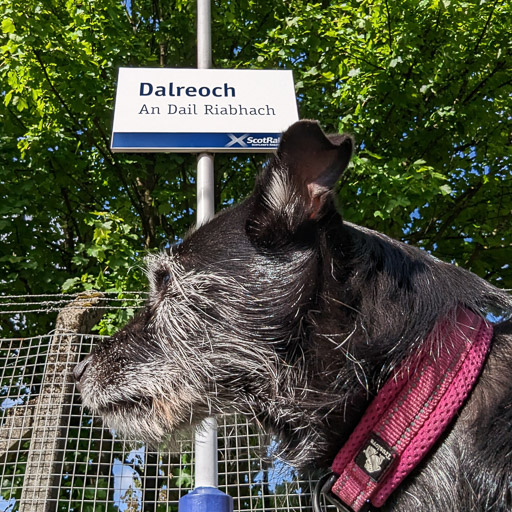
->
xmin=313 ymin=472 xmax=371 ymax=512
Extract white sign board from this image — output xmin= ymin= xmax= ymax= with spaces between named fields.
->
xmin=111 ymin=68 xmax=299 ymax=153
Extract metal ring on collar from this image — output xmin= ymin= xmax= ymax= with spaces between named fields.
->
xmin=313 ymin=472 xmax=356 ymax=512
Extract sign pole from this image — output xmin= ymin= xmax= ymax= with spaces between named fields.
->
xmin=195 ymin=0 xmax=218 ymax=485
xmin=197 ymin=0 xmax=212 ymax=70
xmin=196 ymin=0 xmax=215 ymax=228
xmin=179 ymin=2 xmax=232 ymax=511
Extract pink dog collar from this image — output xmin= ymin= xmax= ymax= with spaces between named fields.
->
xmin=325 ymin=308 xmax=493 ymax=511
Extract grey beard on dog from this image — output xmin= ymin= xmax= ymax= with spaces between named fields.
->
xmin=75 ymin=120 xmax=512 ymax=511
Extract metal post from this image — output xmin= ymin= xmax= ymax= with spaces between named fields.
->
xmin=197 ymin=153 xmax=215 ymax=227
xmin=195 ymin=0 xmax=218 ymax=488
xmin=18 ymin=292 xmax=104 ymax=512
xmin=194 ymin=416 xmax=218 ymax=488
xmin=197 ymin=0 xmax=212 ymax=70
xmin=179 ymin=2 xmax=232 ymax=511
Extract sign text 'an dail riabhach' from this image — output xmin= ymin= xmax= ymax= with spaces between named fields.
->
xmin=111 ymin=68 xmax=299 ymax=153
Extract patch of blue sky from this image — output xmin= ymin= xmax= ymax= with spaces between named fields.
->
xmin=1 ymin=397 xmax=25 ymax=410
xmin=1 ymin=381 xmax=31 ymax=411
xmin=0 ymin=497 xmax=16 ymax=512
xmin=252 ymin=440 xmax=298 ymax=492
xmin=468 ymin=165 xmax=490 ymax=176
xmin=123 ymin=0 xmax=158 ymax=28
xmin=124 ymin=445 xmax=145 ymax=467
xmin=112 ymin=454 xmax=143 ymax=512
xmin=402 ymin=206 xmax=423 ymax=237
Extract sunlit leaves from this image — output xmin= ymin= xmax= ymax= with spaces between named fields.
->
xmin=0 ymin=0 xmax=510 ymax=337
xmin=249 ymin=0 xmax=511 ymax=285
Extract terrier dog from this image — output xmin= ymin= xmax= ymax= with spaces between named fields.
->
xmin=75 ymin=121 xmax=512 ymax=511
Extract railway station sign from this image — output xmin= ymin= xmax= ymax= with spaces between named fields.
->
xmin=111 ymin=68 xmax=299 ymax=153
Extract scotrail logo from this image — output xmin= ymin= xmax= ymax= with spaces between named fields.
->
xmin=226 ymin=134 xmax=249 ymax=147
xmin=225 ymin=134 xmax=280 ymax=148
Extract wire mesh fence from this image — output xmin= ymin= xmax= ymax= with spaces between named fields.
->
xmin=0 ymin=292 xmax=148 ymax=341
xmin=0 ymin=293 xmax=148 ymax=316
xmin=0 ymin=331 xmax=321 ymax=512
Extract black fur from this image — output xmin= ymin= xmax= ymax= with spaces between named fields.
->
xmin=76 ymin=120 xmax=512 ymax=511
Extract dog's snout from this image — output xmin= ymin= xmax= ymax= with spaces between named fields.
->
xmin=73 ymin=356 xmax=92 ymax=386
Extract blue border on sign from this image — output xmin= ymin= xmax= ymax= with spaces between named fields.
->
xmin=112 ymin=132 xmax=281 ymax=149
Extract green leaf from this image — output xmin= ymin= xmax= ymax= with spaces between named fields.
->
xmin=62 ymin=277 xmax=80 ymax=292
xmin=1 ymin=18 xmax=15 ymax=34
xmin=439 ymin=184 xmax=452 ymax=196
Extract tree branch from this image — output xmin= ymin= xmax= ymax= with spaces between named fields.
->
xmin=32 ymin=49 xmax=150 ymax=225
xmin=461 ymin=59 xmax=507 ymax=106
xmin=473 ymin=0 xmax=500 ymax=55
xmin=384 ymin=0 xmax=393 ymax=50
xmin=424 ymin=182 xmax=484 ymax=246
xmin=32 ymin=49 xmax=116 ymax=167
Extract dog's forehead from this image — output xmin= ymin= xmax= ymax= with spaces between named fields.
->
xmin=144 ymin=204 xmax=255 ymax=290
xmin=178 ymin=201 xmax=254 ymax=267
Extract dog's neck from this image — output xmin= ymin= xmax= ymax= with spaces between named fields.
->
xmin=219 ymin=213 xmax=507 ymax=471
xmin=253 ymin=218 xmax=506 ymax=470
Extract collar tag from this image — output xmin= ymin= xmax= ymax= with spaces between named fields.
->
xmin=355 ymin=434 xmax=397 ymax=482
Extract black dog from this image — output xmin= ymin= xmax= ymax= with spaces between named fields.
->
xmin=75 ymin=120 xmax=512 ymax=511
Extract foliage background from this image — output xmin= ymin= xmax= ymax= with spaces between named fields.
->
xmin=1 ymin=0 xmax=511 ymax=336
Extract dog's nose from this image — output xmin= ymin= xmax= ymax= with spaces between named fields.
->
xmin=73 ymin=356 xmax=91 ymax=386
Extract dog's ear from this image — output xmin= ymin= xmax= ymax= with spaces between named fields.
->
xmin=276 ymin=120 xmax=353 ymax=220
xmin=247 ymin=120 xmax=353 ymax=248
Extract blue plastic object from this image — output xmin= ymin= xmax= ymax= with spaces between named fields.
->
xmin=178 ymin=487 xmax=233 ymax=512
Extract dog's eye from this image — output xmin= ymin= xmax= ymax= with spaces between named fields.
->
xmin=154 ymin=270 xmax=171 ymax=288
